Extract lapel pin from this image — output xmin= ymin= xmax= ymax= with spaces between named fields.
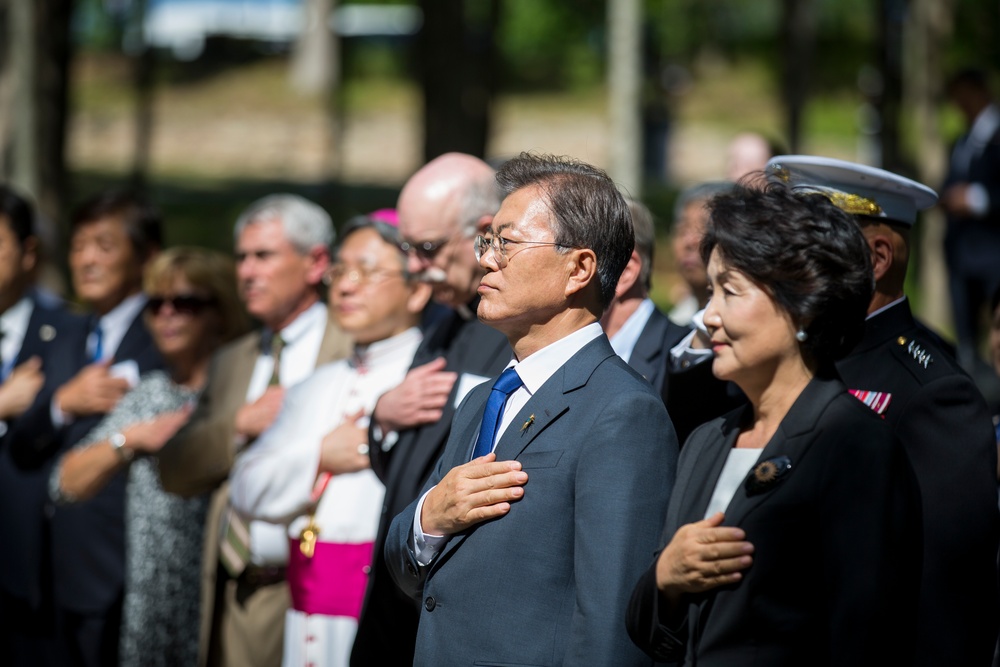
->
xmin=521 ymin=415 xmax=535 ymax=433
xmin=745 ymin=455 xmax=792 ymax=496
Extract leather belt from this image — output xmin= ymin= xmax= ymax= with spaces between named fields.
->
xmin=234 ymin=563 xmax=287 ymax=588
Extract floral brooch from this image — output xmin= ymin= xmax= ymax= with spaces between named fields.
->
xmin=744 ymin=455 xmax=792 ymax=496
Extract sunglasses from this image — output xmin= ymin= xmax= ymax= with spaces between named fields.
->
xmin=397 ymin=235 xmax=453 ymax=260
xmin=145 ymin=294 xmax=216 ymax=316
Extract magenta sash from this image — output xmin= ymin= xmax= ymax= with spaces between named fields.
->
xmin=286 ymin=538 xmax=374 ymax=617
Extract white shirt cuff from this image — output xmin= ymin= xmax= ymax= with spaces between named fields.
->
xmin=50 ymin=397 xmax=71 ymax=428
xmin=966 ymin=183 xmax=990 ymax=217
xmin=668 ymin=330 xmax=714 ymax=371
xmin=372 ymin=424 xmax=399 ymax=452
xmin=412 ymin=487 xmax=449 ymax=566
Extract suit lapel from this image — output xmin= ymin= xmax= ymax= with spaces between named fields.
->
xmin=493 ymin=336 xmax=615 ymax=463
xmin=720 ymin=378 xmax=843 ymax=527
xmin=230 ymin=334 xmax=261 ymax=403
xmin=315 ymin=315 xmax=352 ymax=367
xmin=628 ymin=313 xmax=666 ymax=387
xmin=432 ymin=336 xmax=615 ymax=568
xmin=674 ymin=413 xmax=743 ymax=528
xmin=15 ymin=300 xmax=64 ymax=364
xmin=112 ymin=311 xmax=162 ymax=372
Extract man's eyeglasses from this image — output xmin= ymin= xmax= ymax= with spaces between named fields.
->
xmin=145 ymin=295 xmax=216 ymax=316
xmin=397 ymin=236 xmax=452 ymax=261
xmin=327 ymin=264 xmax=405 ymax=287
xmin=473 ymin=235 xmax=574 ymax=268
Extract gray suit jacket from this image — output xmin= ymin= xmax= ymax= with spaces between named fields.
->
xmin=386 ymin=334 xmax=678 ymax=667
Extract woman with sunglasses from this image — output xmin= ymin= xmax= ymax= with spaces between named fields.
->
xmin=625 ymin=182 xmax=921 ymax=666
xmin=51 ymin=247 xmax=248 ymax=667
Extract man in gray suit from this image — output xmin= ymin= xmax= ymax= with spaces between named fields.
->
xmin=386 ymin=153 xmax=678 ymax=666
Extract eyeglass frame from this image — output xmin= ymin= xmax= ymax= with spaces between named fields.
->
xmin=325 ymin=263 xmax=408 ymax=287
xmin=473 ymin=234 xmax=578 ymax=268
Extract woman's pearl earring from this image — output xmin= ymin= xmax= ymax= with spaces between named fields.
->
xmin=795 ymin=329 xmax=808 ymax=343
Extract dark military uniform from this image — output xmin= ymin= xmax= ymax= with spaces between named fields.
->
xmin=836 ymin=298 xmax=1000 ymax=667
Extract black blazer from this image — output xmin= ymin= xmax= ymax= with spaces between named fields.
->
xmin=628 ymin=306 xmax=689 ymax=394
xmin=0 ymin=298 xmax=82 ymax=608
xmin=352 ymin=306 xmax=510 ymax=667
xmin=835 ymin=300 xmax=1000 ymax=667
xmin=627 ymin=377 xmax=921 ymax=667
xmin=9 ymin=309 xmax=162 ymax=614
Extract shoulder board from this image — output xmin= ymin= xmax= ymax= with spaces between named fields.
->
xmin=889 ymin=334 xmax=936 ymax=373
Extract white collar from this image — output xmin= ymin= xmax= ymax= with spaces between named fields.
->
xmin=353 ymin=327 xmax=422 ymax=370
xmin=866 ymin=295 xmax=907 ymax=320
xmin=98 ymin=292 xmax=147 ymax=334
xmin=608 ymin=297 xmax=655 ymax=363
xmin=506 ymin=322 xmax=603 ymax=396
xmin=1 ymin=296 xmax=34 ymax=371
xmin=271 ymin=301 xmax=326 ymax=347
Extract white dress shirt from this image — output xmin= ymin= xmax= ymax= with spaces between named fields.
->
xmin=0 ymin=296 xmax=34 ymax=437
xmin=88 ymin=292 xmax=147 ymax=362
xmin=703 ymin=448 xmax=762 ymax=519
xmin=413 ymin=322 xmax=604 ymax=565
xmin=243 ymin=300 xmax=330 ymax=566
xmin=608 ymin=297 xmax=655 ymax=364
xmin=0 ymin=296 xmax=33 ymax=380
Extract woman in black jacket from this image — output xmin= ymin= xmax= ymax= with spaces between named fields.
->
xmin=626 ymin=181 xmax=921 ymax=666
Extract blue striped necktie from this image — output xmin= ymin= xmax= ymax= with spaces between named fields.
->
xmin=472 ymin=368 xmax=523 ymax=460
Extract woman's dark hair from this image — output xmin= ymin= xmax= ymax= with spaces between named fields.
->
xmin=701 ymin=180 xmax=874 ymax=371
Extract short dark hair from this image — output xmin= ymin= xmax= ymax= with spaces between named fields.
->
xmin=0 ymin=184 xmax=35 ymax=245
xmin=947 ymin=67 xmax=991 ymax=95
xmin=335 ymin=215 xmax=409 ymax=274
xmin=495 ymin=152 xmax=633 ymax=309
xmin=70 ymin=189 xmax=163 ymax=259
xmin=702 ymin=182 xmax=874 ymax=370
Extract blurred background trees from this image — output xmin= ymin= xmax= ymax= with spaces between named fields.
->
xmin=0 ymin=0 xmax=996 ymax=325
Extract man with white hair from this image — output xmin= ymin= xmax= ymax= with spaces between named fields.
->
xmin=159 ymin=194 xmax=351 ymax=667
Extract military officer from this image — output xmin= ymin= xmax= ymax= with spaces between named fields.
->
xmin=766 ymin=155 xmax=1000 ymax=667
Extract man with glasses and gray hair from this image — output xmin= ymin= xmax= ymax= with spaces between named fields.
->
xmin=351 ymin=153 xmax=511 ymax=666
xmin=158 ymin=194 xmax=351 ymax=667
xmin=385 ymin=152 xmax=676 ymax=666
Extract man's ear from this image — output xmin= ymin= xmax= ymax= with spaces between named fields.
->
xmin=868 ymin=234 xmax=894 ymax=283
xmin=407 ymin=281 xmax=434 ymax=314
xmin=20 ymin=236 xmax=38 ymax=274
xmin=614 ymin=250 xmax=642 ymax=299
xmin=305 ymin=245 xmax=331 ymax=286
xmin=564 ymin=248 xmax=598 ymax=298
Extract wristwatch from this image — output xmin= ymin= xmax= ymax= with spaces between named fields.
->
xmin=110 ymin=432 xmax=134 ymax=463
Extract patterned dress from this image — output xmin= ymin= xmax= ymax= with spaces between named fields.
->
xmin=58 ymin=371 xmax=207 ymax=667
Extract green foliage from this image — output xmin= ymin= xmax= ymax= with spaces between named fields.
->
xmin=498 ymin=0 xmax=606 ymax=90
